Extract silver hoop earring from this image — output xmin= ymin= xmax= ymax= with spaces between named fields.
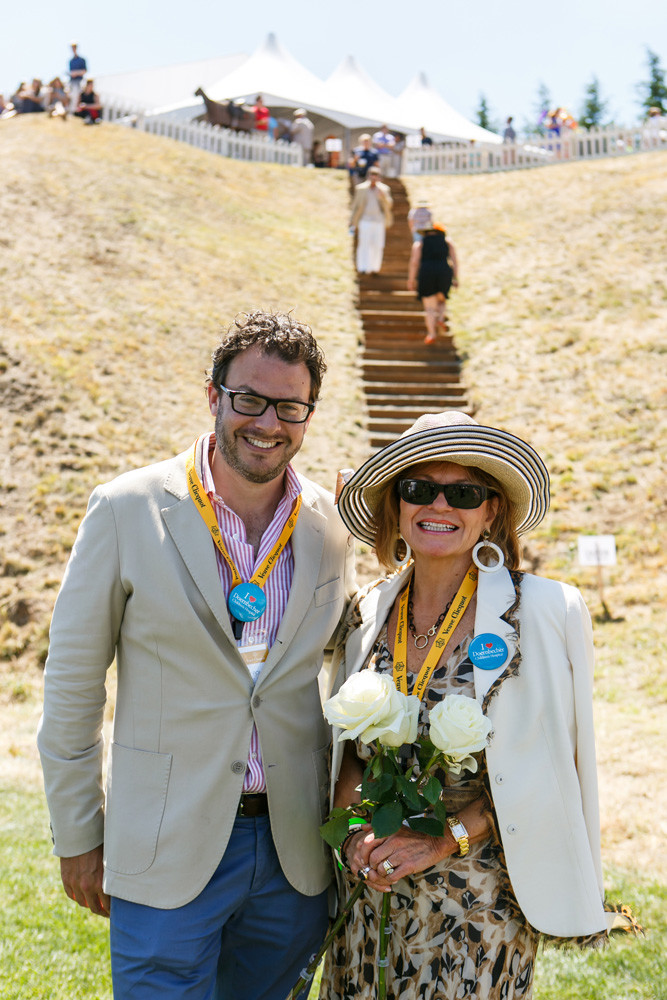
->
xmin=393 ymin=534 xmax=412 ymax=569
xmin=472 ymin=538 xmax=505 ymax=573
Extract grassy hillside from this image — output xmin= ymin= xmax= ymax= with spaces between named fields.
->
xmin=0 ymin=117 xmax=664 ymax=997
xmin=0 ymin=114 xmax=366 ymax=696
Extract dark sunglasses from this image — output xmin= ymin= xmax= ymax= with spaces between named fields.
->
xmin=397 ymin=478 xmax=493 ymax=509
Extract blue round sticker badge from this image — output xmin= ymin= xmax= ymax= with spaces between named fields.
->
xmin=228 ymin=582 xmax=267 ymax=622
xmin=469 ymin=633 xmax=508 ymax=671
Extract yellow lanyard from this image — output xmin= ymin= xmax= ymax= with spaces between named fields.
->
xmin=393 ymin=565 xmax=478 ymax=701
xmin=185 ymin=437 xmax=302 ymax=592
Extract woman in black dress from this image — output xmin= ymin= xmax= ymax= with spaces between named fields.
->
xmin=407 ymin=224 xmax=459 ymax=344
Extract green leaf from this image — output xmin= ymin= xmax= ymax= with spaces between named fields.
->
xmin=422 ymin=775 xmax=443 ymax=805
xmin=396 ymin=775 xmax=423 ymax=812
xmin=374 ymin=772 xmax=395 ymax=798
xmin=362 ymin=770 xmax=394 ymax=801
xmin=370 ymin=756 xmax=383 ymax=778
xmin=417 ymin=737 xmax=437 ymax=766
xmin=319 ymin=813 xmax=352 ymax=848
xmin=406 ymin=816 xmax=444 ymax=837
xmin=371 ymin=802 xmax=404 ymax=838
xmin=433 ymin=800 xmax=449 ymax=826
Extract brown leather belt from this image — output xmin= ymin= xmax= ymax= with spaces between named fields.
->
xmin=237 ymin=793 xmax=269 ymax=817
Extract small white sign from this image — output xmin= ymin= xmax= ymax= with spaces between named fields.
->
xmin=325 ymin=137 xmax=343 ymax=152
xmin=578 ymin=535 xmax=617 ymax=566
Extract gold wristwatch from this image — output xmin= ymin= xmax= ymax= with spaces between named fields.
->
xmin=446 ymin=815 xmax=470 ymax=856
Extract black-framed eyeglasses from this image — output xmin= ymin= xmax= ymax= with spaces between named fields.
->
xmin=397 ymin=479 xmax=493 ymax=509
xmin=218 ymin=385 xmax=315 ymax=424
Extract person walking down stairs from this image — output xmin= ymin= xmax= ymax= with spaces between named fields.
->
xmin=407 ymin=223 xmax=459 ymax=344
xmin=349 ymin=167 xmax=394 ymax=274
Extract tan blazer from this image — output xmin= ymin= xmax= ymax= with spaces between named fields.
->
xmin=38 ymin=449 xmax=355 ymax=908
xmin=329 ymin=565 xmax=607 ymax=938
xmin=349 ymin=179 xmax=393 ymax=229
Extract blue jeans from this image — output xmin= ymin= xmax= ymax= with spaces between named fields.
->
xmin=110 ymin=816 xmax=328 ymax=1000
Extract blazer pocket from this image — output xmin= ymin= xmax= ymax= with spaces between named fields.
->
xmin=104 ymin=743 xmax=172 ymax=876
xmin=314 ymin=578 xmax=343 ymax=607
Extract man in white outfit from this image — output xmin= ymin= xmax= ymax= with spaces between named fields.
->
xmin=349 ymin=167 xmax=393 ymax=274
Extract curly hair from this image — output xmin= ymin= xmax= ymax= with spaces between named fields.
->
xmin=207 ymin=311 xmax=327 ymax=401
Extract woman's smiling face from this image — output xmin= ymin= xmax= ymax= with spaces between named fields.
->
xmin=398 ymin=461 xmax=498 ymax=564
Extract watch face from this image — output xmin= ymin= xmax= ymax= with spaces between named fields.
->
xmin=448 ymin=818 xmax=466 ymax=838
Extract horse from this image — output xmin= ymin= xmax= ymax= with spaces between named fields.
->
xmin=194 ymin=88 xmax=255 ymax=132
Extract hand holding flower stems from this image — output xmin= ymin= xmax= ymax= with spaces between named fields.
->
xmin=285 ymin=673 xmax=492 ymax=999
xmin=320 ymin=673 xmax=491 ymax=848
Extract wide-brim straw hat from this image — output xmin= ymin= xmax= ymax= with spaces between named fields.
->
xmin=338 ymin=411 xmax=550 ymax=545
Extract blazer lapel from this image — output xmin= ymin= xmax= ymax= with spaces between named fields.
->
xmin=161 ymin=457 xmax=238 ymax=647
xmin=258 ymin=497 xmax=326 ymax=678
xmin=346 ymin=569 xmax=411 ymax=677
xmin=473 ymin=567 xmax=518 ymax=702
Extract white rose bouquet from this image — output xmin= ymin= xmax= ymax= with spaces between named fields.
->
xmin=287 ymin=674 xmax=492 ymax=1000
xmin=320 ymin=671 xmax=492 ymax=848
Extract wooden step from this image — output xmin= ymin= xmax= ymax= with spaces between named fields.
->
xmin=363 ymin=351 xmax=458 ymax=365
xmin=351 ymin=175 xmax=468 ymax=449
xmin=364 ymin=380 xmax=463 ymax=394
xmin=367 ymin=405 xmax=469 ymax=422
xmin=363 ymin=329 xmax=454 ymax=343
xmin=365 ymin=388 xmax=467 ymax=404
xmin=366 ymin=388 xmax=467 ymax=404
xmin=358 ymin=274 xmax=409 ymax=291
xmin=363 ymin=369 xmax=460 ymax=385
xmin=358 ymin=295 xmax=417 ymax=310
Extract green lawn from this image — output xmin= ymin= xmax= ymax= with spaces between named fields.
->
xmin=2 ymin=786 xmax=662 ymax=1000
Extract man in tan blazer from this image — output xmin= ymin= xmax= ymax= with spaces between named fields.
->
xmin=349 ymin=166 xmax=393 ymax=274
xmin=38 ymin=311 xmax=355 ymax=1000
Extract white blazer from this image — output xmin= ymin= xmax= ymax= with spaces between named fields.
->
xmin=329 ymin=565 xmax=607 ymax=938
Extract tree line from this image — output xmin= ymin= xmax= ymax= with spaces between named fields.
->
xmin=476 ymin=47 xmax=667 ymax=135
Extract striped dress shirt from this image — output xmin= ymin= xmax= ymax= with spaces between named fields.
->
xmin=200 ymin=433 xmax=301 ymax=792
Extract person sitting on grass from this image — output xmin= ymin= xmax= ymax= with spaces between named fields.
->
xmin=46 ymin=77 xmax=69 ymax=118
xmin=74 ymin=79 xmax=102 ymax=124
xmin=17 ymin=79 xmax=46 ymax=113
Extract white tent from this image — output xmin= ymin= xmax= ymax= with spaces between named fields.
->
xmin=322 ymin=56 xmax=406 ymax=132
xmin=395 ymin=72 xmax=501 ymax=145
xmin=113 ymin=34 xmax=500 ymax=145
xmin=97 ymin=53 xmax=247 ymax=111
xmin=205 ymin=33 xmax=332 ymax=110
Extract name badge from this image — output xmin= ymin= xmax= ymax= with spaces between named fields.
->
xmin=238 ymin=642 xmax=269 ymax=682
xmin=469 ymin=633 xmax=508 ymax=671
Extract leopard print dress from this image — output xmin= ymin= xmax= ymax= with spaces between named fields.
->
xmin=319 ymin=624 xmax=539 ymax=1000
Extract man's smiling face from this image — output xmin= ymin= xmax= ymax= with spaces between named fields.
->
xmin=208 ymin=344 xmax=313 ymax=485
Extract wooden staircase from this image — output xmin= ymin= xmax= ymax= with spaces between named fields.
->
xmin=355 ymin=178 xmax=469 ymax=450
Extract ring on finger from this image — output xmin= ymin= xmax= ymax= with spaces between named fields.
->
xmin=382 ymin=858 xmax=395 ymax=876
xmin=358 ymin=865 xmax=371 ymax=880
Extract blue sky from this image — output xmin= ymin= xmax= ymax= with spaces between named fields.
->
xmin=3 ymin=0 xmax=665 ymax=130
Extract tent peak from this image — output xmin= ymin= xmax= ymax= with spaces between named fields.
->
xmin=262 ymin=32 xmax=280 ymax=53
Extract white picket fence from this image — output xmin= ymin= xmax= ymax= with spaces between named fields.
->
xmin=102 ymin=100 xmax=303 ymax=167
xmin=403 ymin=125 xmax=667 ymax=175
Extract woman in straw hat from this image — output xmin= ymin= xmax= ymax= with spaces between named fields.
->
xmin=321 ymin=410 xmax=608 ymax=1000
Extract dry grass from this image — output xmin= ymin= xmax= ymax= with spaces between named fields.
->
xmin=1 ymin=117 xmax=665 ymax=887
